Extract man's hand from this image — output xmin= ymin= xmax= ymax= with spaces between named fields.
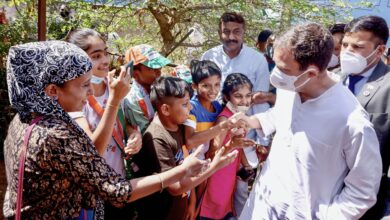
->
xmin=220 ymin=112 xmax=251 ymax=131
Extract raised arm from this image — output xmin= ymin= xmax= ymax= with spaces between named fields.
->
xmin=75 ymin=69 xmax=130 ymax=155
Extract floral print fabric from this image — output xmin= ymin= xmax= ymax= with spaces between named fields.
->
xmin=3 ymin=115 xmax=133 ymax=219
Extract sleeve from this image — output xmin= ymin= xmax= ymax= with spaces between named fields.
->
xmin=123 ymin=98 xmax=150 ymax=134
xmin=49 ymin=136 xmax=133 ymax=207
xmin=152 ymin=137 xmax=178 ymax=172
xmin=200 ymin=50 xmax=210 ymax=61
xmin=322 ymin=123 xmax=382 ymax=219
xmin=184 ymin=115 xmax=197 ymax=129
xmin=254 ymin=108 xmax=276 ymax=137
xmin=251 ymin=53 xmax=271 ymax=115
xmin=252 ymin=53 xmax=270 ymax=93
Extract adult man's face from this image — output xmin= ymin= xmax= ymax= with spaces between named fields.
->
xmin=219 ymin=22 xmax=244 ymax=53
xmin=341 ymin=31 xmax=384 ymax=68
xmin=273 ymin=47 xmax=313 ymax=91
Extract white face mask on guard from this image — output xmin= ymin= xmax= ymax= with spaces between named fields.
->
xmin=270 ymin=67 xmax=314 ymax=92
xmin=327 ymin=54 xmax=339 ymax=68
xmin=340 ymin=48 xmax=378 ymax=75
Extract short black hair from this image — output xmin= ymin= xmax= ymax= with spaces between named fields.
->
xmin=345 ymin=16 xmax=388 ymax=45
xmin=190 ymin=60 xmax=222 ymax=84
xmin=257 ymin=30 xmax=273 ymax=43
xmin=329 ymin=23 xmax=346 ymax=35
xmin=274 ymin=22 xmax=333 ymax=72
xmin=222 ymin=73 xmax=253 ymax=104
xmin=219 ymin=12 xmax=245 ymax=30
xmin=150 ymin=76 xmax=190 ymax=109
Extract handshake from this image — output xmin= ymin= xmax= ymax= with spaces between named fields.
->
xmin=219 ymin=112 xmax=256 ymax=149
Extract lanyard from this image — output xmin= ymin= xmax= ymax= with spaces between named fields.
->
xmin=15 ymin=116 xmax=43 ymax=220
xmin=87 ymin=95 xmax=125 ymax=150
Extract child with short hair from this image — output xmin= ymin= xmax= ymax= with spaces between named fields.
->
xmin=199 ymin=73 xmax=257 ymax=220
xmin=132 ymin=76 xmax=242 ymax=220
xmin=187 ymin=60 xmax=223 ymax=159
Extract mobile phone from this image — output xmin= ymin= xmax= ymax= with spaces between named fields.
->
xmin=125 ymin=60 xmax=134 ymax=77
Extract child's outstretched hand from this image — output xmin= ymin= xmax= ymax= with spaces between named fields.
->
xmin=226 ymin=134 xmax=256 ymax=149
xmin=181 ymin=145 xmax=210 ymax=178
xmin=210 ymin=147 xmax=239 ymax=170
xmin=107 ymin=66 xmax=131 ymax=105
xmin=124 ymin=130 xmax=142 ymax=157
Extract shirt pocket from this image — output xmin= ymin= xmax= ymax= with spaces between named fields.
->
xmin=291 ymin=132 xmax=331 ymax=169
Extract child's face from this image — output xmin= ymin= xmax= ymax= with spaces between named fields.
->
xmin=228 ymin=84 xmax=252 ymax=107
xmin=167 ymin=92 xmax=192 ymax=124
xmin=134 ymin=65 xmax=162 ymax=88
xmin=193 ymin=75 xmax=221 ymax=102
xmin=86 ymin=36 xmax=110 ymax=78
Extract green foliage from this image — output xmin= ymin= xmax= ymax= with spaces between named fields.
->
xmin=1 ymin=0 xmax=355 ymax=66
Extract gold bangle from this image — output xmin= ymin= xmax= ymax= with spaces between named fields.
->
xmin=158 ymin=174 xmax=164 ymax=193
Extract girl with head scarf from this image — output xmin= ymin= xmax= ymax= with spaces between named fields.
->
xmin=3 ymin=41 xmax=208 ymax=219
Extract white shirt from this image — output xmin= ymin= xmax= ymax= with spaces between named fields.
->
xmin=83 ymin=85 xmax=125 ymax=177
xmin=201 ymin=44 xmax=270 ymax=114
xmin=346 ymin=64 xmax=376 ymax=95
xmin=240 ymin=82 xmax=382 ymax=220
xmin=201 ymin=44 xmax=271 ymax=149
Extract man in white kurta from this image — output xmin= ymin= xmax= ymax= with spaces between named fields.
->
xmin=239 ymin=23 xmax=382 ymax=219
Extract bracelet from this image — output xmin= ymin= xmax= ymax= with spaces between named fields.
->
xmin=106 ymin=103 xmax=119 ymax=109
xmin=157 ymin=174 xmax=164 ymax=193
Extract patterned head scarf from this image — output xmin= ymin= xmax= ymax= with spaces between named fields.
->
xmin=7 ymin=41 xmax=92 ymax=123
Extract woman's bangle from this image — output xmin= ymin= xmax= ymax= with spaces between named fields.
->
xmin=158 ymin=174 xmax=164 ymax=193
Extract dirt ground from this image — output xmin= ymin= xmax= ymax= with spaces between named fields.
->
xmin=0 ymin=159 xmax=6 ymax=220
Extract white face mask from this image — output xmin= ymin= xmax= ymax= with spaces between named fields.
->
xmin=226 ymin=101 xmax=250 ymax=114
xmin=327 ymin=54 xmax=339 ymax=68
xmin=340 ymin=48 xmax=378 ymax=75
xmin=91 ymin=75 xmax=105 ymax=84
xmin=270 ymin=67 xmax=313 ymax=91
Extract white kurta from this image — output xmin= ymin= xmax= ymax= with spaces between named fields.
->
xmin=240 ymin=82 xmax=382 ymax=220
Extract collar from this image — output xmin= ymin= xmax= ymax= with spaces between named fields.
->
xmin=357 ymin=64 xmax=377 ymax=78
xmin=222 ymin=44 xmax=246 ymax=59
xmin=133 ymin=80 xmax=150 ymax=96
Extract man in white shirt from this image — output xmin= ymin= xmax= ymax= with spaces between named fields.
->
xmin=201 ymin=12 xmax=272 ymax=215
xmin=239 ymin=22 xmax=382 ymax=220
xmin=339 ymin=15 xmax=390 ymax=220
xmin=201 ymin=12 xmax=272 ymax=114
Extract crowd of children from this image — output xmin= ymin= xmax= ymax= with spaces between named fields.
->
xmin=58 ymin=27 xmax=265 ymax=220
xmin=4 ymin=11 xmax=390 ymax=220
